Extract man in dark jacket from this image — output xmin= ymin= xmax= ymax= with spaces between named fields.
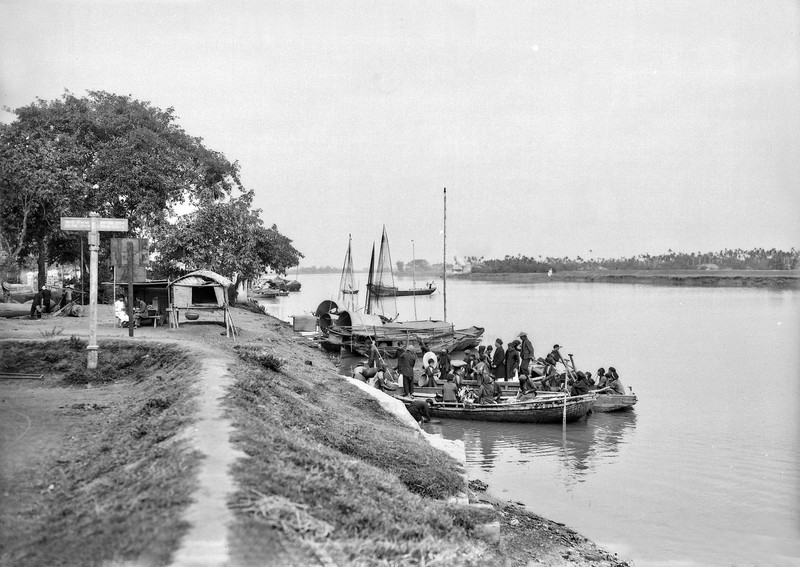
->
xmin=519 ymin=331 xmax=534 ymax=377
xmin=396 ymin=344 xmax=417 ymax=396
xmin=491 ymin=339 xmax=506 ymax=380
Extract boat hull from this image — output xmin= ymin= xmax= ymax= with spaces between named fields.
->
xmin=399 ymin=393 xmax=596 ymax=423
xmin=591 ymin=394 xmax=637 ymax=412
xmin=373 ymin=286 xmax=436 ymax=297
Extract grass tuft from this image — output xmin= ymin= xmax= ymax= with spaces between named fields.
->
xmin=234 ymin=345 xmax=286 ymax=371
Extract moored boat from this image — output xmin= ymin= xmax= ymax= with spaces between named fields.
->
xmin=397 ymin=392 xmax=596 ymax=423
xmin=591 ymin=392 xmax=637 ymax=412
xmin=370 ymin=282 xmax=437 ymax=297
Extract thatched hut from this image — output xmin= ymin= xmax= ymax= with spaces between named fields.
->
xmin=168 ymin=270 xmax=236 ymax=338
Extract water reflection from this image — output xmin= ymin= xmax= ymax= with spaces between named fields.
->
xmin=429 ymin=410 xmax=637 ymax=483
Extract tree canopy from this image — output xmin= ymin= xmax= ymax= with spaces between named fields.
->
xmin=1 ymin=91 xmax=299 ymax=287
xmin=151 ymin=190 xmax=302 ymax=289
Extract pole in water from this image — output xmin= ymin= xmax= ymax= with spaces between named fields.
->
xmin=443 ymin=187 xmax=447 ymax=323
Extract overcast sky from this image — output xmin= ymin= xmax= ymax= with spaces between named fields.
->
xmin=2 ymin=1 xmax=798 ymax=267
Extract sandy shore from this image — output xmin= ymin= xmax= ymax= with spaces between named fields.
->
xmin=453 ymin=269 xmax=800 ymax=288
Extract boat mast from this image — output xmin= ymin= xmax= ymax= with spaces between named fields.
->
xmin=443 ymin=187 xmax=447 ymax=323
xmin=412 ymin=239 xmax=417 ymax=320
xmin=365 ymin=243 xmax=375 ymax=314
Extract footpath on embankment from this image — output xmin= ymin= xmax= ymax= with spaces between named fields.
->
xmin=0 ymin=304 xmax=631 ymax=566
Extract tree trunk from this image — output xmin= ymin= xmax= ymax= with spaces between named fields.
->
xmin=37 ymin=238 xmax=48 ymax=289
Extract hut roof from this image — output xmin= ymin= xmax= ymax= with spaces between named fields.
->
xmin=171 ymin=270 xmax=233 ymax=288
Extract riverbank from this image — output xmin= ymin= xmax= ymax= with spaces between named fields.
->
xmin=454 ymin=269 xmax=800 ymax=288
xmin=0 ymin=305 xmax=630 ymax=566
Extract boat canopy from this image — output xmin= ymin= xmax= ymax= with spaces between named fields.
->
xmin=336 ymin=309 xmax=384 ymax=330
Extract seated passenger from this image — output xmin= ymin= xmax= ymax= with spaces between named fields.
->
xmin=476 ymin=375 xmax=502 ymax=404
xmin=373 ymin=364 xmax=399 ymax=392
xmin=423 ymin=359 xmax=438 ymax=387
xmin=442 ymin=374 xmax=459 ymax=403
xmin=570 ymin=371 xmax=592 ymax=396
xmin=596 ymin=367 xmax=608 ymax=389
xmin=606 ymin=367 xmax=626 ymax=395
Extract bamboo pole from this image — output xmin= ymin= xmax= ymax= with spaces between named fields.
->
xmin=443 ymin=187 xmax=447 ymax=323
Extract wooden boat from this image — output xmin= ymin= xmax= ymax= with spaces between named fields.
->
xmin=397 ymin=392 xmax=596 ymax=423
xmin=251 ymin=287 xmax=288 ymax=298
xmin=370 ymin=282 xmax=437 ymax=297
xmin=591 ymin=392 xmax=637 ymax=412
xmin=0 ymin=301 xmax=32 ymax=318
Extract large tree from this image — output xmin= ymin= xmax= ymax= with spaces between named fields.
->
xmin=0 ymin=91 xmax=241 ymax=286
xmin=151 ymin=190 xmax=302 ymax=294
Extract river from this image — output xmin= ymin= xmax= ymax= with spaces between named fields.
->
xmin=256 ymin=273 xmax=800 ymax=566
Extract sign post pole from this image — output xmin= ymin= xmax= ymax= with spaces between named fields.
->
xmin=61 ymin=214 xmax=129 ymax=369
xmin=87 ymin=213 xmax=100 ymax=369
xmin=127 ymin=241 xmax=135 ymax=337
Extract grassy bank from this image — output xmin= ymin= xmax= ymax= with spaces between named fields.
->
xmin=0 ymin=339 xmax=201 ymax=567
xmin=225 ymin=346 xmax=497 ymax=565
xmin=457 ymin=269 xmax=800 ymax=288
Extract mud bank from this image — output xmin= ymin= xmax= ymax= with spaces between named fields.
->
xmin=455 ymin=269 xmax=800 ymax=289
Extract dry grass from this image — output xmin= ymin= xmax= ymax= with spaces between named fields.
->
xmin=225 ymin=357 xmax=500 ymax=565
xmin=0 ymin=340 xmax=202 ymax=567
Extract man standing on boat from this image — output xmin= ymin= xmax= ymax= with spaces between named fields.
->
xmin=491 ymin=339 xmax=506 ymax=381
xmin=519 ymin=331 xmax=534 ymax=378
xmin=396 ymin=343 xmax=417 ymax=397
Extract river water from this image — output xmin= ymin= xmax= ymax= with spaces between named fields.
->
xmin=257 ymin=273 xmax=800 ymax=566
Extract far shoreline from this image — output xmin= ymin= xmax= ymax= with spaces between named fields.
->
xmin=449 ymin=269 xmax=800 ymax=289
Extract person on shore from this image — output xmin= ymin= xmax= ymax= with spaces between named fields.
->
xmin=491 ymin=339 xmax=506 ymax=380
xmin=29 ymin=288 xmax=45 ymax=319
xmin=114 ymin=295 xmax=130 ymax=327
xmin=486 ymin=344 xmax=494 ymax=365
xmin=406 ymin=399 xmax=431 ymax=424
xmin=519 ymin=331 xmax=534 ymax=378
xmin=505 ymin=339 xmax=520 ymax=380
xmin=442 ymin=373 xmax=459 ymax=403
xmin=396 ymin=344 xmax=416 ymax=397
xmin=40 ymin=286 xmax=52 ymax=314
xmin=133 ymin=296 xmax=148 ymax=328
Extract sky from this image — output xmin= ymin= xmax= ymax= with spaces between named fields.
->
xmin=2 ymin=1 xmax=799 ymax=268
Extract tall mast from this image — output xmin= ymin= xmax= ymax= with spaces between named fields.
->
xmin=365 ymin=243 xmax=375 ymax=314
xmin=443 ymin=187 xmax=447 ymax=322
xmin=412 ymin=239 xmax=417 ymax=320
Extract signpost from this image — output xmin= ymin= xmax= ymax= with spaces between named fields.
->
xmin=61 ymin=214 xmax=129 ymax=368
xmin=110 ymin=238 xmax=149 ymax=338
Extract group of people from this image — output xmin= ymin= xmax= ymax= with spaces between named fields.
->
xmin=113 ymin=294 xmax=150 ymax=328
xmin=353 ymin=333 xmax=627 ymax=414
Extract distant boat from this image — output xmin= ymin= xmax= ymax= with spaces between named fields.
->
xmin=323 ymin=226 xmax=483 ymax=357
xmin=370 ymin=282 xmax=437 ymax=297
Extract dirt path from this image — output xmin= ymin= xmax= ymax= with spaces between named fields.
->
xmin=170 ymin=354 xmax=246 ymax=567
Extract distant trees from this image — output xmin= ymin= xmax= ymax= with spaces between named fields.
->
xmin=467 ymin=248 xmax=799 ymax=273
